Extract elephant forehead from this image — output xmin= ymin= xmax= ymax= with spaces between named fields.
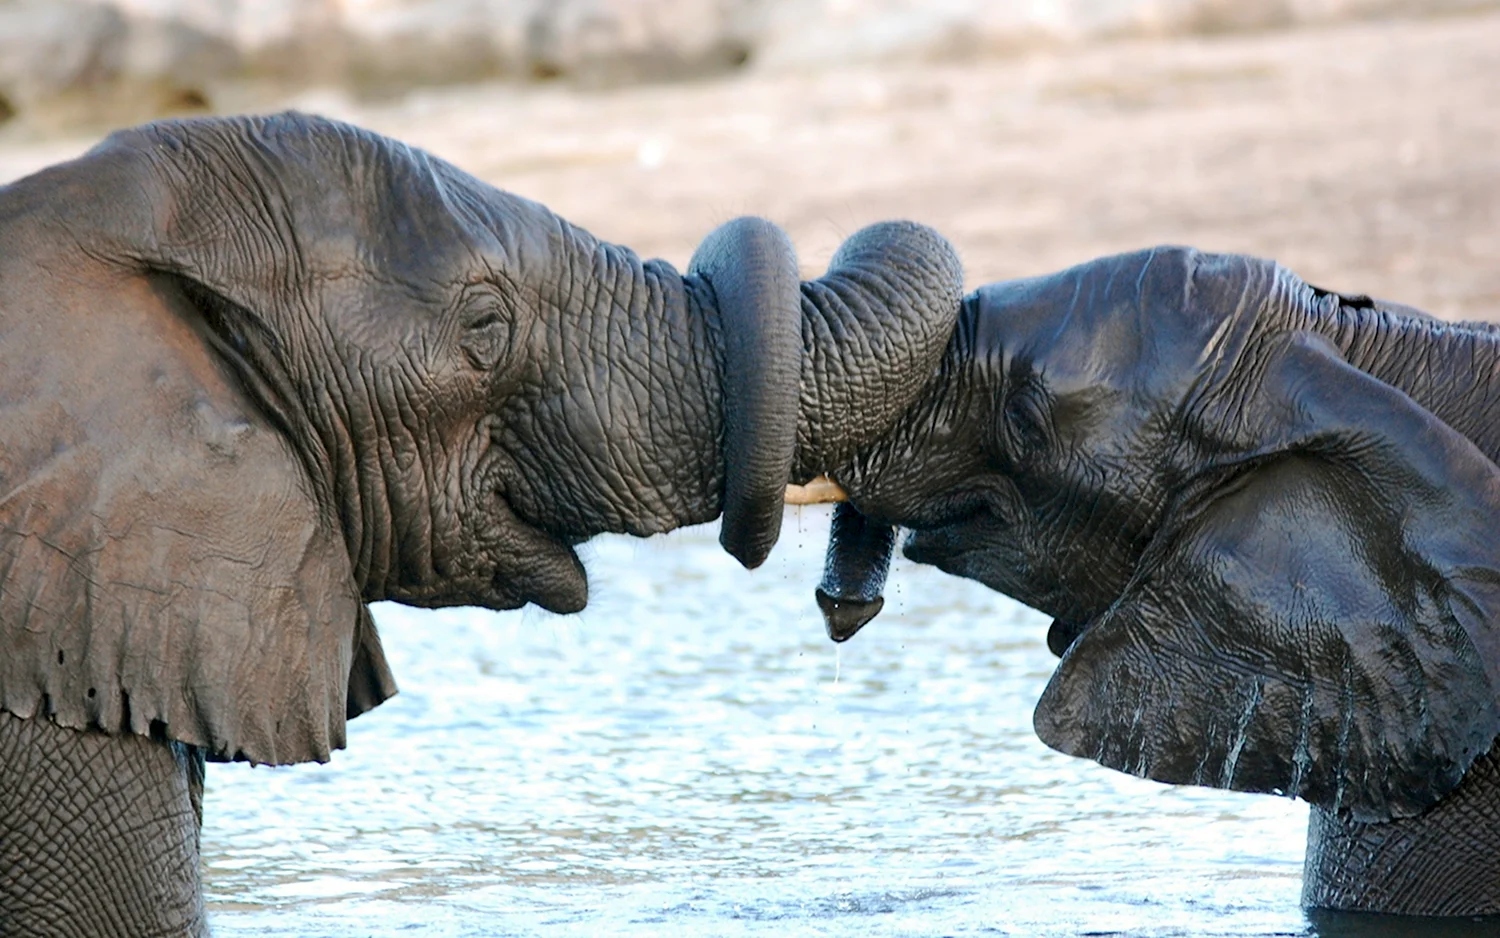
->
xmin=297 ymin=150 xmax=490 ymax=278
xmin=972 ymin=248 xmax=1188 ymax=377
xmin=123 ymin=113 xmax=507 ymax=283
xmin=972 ymin=246 xmax=1273 ymax=401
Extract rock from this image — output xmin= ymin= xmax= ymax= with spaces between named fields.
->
xmin=2 ymin=0 xmax=1495 ymax=129
xmin=0 ymin=0 xmax=237 ymax=130
xmin=749 ymin=0 xmax=1500 ymax=69
xmin=525 ymin=0 xmax=758 ymax=85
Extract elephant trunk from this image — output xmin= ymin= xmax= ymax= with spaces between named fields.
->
xmin=486 ymin=216 xmax=963 ymax=612
xmin=816 ymin=501 xmax=895 ymax=642
xmin=689 ymin=218 xmax=802 ymax=569
xmin=794 ymin=222 xmax=966 ymax=480
xmin=794 ymin=222 xmax=965 ymax=641
xmin=687 ymin=218 xmax=965 ymax=570
xmin=489 ymin=215 xmax=805 ymax=589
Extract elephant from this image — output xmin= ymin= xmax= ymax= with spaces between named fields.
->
xmin=0 ymin=111 xmax=966 ymax=936
xmin=805 ymin=246 xmax=1500 ymax=917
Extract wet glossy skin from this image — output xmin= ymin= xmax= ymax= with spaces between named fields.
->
xmin=819 ymin=246 xmax=1500 ymax=914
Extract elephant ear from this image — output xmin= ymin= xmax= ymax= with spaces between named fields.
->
xmin=0 ymin=271 xmax=396 ymax=765
xmin=689 ymin=217 xmax=802 ymax=569
xmin=1035 ymin=332 xmax=1500 ymax=822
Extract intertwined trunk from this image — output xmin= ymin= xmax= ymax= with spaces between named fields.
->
xmin=503 ymin=216 xmax=968 ymax=571
xmin=790 ymin=224 xmax=968 ymax=640
xmin=794 ymin=221 xmax=967 ymax=481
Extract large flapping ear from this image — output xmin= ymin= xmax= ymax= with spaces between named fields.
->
xmin=1035 ymin=331 xmax=1500 ymax=822
xmin=0 ymin=265 xmax=396 ymax=765
xmin=689 ymin=217 xmax=803 ymax=570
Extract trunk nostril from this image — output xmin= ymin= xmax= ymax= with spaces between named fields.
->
xmin=816 ymin=502 xmax=896 ymax=642
xmin=816 ymin=588 xmax=884 ymax=642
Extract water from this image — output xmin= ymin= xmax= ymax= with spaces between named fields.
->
xmin=202 ymin=507 xmax=1382 ymax=936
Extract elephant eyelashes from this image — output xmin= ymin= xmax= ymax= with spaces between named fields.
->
xmin=458 ymin=304 xmax=513 ymax=371
xmin=179 ymin=277 xmax=260 ymax=358
xmin=1000 ymin=384 xmax=1051 ymax=461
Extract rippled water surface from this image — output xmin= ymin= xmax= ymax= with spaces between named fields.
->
xmin=207 ymin=508 xmax=1327 ymax=936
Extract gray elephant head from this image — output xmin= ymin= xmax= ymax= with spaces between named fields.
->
xmin=817 ymin=246 xmax=1500 ymax=825
xmin=0 ymin=112 xmax=963 ymax=768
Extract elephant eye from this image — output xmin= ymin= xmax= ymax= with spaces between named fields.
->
xmin=1001 ymin=385 xmax=1051 ymax=460
xmin=457 ymin=290 xmax=514 ymax=371
xmin=466 ymin=311 xmax=503 ymax=331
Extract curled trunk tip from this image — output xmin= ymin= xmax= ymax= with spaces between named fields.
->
xmin=797 ymin=221 xmax=965 ymax=479
xmin=817 ymin=502 xmax=896 ymax=642
xmin=688 ymin=216 xmax=802 ymax=570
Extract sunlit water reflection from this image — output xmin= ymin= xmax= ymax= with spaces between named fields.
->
xmin=205 ymin=507 xmax=1320 ymax=936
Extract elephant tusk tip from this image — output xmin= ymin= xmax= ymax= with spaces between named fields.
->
xmin=784 ymin=477 xmax=848 ymax=505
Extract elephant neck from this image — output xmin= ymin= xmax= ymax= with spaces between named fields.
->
xmin=493 ymin=246 xmax=730 ymax=542
xmin=1301 ymin=296 xmax=1500 ymax=461
xmin=1304 ymin=737 xmax=1500 ymax=915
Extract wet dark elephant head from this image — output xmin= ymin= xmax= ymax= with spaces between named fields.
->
xmin=817 ymin=246 xmax=1500 ymax=825
xmin=0 ymin=112 xmax=964 ymax=767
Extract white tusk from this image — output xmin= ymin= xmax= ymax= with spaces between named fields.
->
xmin=784 ymin=476 xmax=848 ymax=505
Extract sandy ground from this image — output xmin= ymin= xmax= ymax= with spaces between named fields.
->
xmin=2 ymin=9 xmax=1497 ymax=319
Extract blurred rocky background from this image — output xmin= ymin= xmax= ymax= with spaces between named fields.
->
xmin=1 ymin=0 xmax=1497 ymax=320
xmin=3 ymin=0 xmax=1497 ymax=129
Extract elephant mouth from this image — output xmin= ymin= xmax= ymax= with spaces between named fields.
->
xmin=1046 ymin=616 xmax=1092 ymax=657
xmin=423 ymin=453 xmax=589 ymax=616
xmin=902 ymin=523 xmax=1105 ymax=659
xmin=478 ymin=481 xmax=590 ymax=616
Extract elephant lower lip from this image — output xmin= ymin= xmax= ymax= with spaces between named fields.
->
xmin=529 ymin=585 xmax=587 ymax=616
xmin=1047 ymin=616 xmax=1090 ymax=657
xmin=900 ymin=531 xmax=966 ymax=572
xmin=473 ymin=483 xmax=590 ymax=615
xmin=490 ymin=547 xmax=588 ymax=616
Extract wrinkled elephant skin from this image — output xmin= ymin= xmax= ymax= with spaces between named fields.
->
xmin=817 ymin=247 xmax=1500 ymax=916
xmin=0 ymin=113 xmax=966 ymax=935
